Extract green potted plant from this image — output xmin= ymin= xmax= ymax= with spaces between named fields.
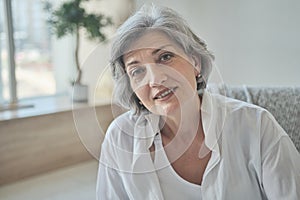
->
xmin=44 ymin=0 xmax=112 ymax=102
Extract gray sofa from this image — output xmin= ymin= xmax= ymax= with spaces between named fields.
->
xmin=208 ymin=85 xmax=300 ymax=152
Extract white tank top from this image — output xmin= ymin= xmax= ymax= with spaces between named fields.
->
xmin=153 ymin=134 xmax=202 ymax=200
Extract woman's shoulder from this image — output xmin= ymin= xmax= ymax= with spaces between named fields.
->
xmin=211 ymin=92 xmax=267 ymax=115
xmin=104 ymin=110 xmax=151 ymax=142
xmin=102 ymin=111 xmax=137 ymax=154
xmin=212 ymin=93 xmax=288 ymax=145
xmin=105 ymin=111 xmax=137 ymax=137
xmin=205 ymin=92 xmax=268 ymax=122
xmin=210 ymin=92 xmax=284 ymax=136
xmin=108 ymin=111 xmax=137 ymax=128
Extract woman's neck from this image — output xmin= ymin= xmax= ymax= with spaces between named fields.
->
xmin=161 ymin=95 xmax=202 ymax=140
xmin=159 ymin=95 xmax=208 ymax=163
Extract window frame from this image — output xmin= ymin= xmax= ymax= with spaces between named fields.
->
xmin=1 ymin=0 xmax=17 ymax=105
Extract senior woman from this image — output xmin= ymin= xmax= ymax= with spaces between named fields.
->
xmin=97 ymin=5 xmax=300 ymax=200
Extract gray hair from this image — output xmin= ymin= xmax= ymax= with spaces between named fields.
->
xmin=110 ymin=4 xmax=215 ymax=114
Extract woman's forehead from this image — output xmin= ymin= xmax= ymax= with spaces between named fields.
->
xmin=124 ymin=31 xmax=178 ymax=53
xmin=123 ymin=45 xmax=173 ymax=59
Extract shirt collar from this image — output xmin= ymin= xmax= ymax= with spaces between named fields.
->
xmin=131 ymin=111 xmax=160 ymax=173
xmin=131 ymin=90 xmax=227 ymax=172
xmin=201 ymin=90 xmax=227 ymax=155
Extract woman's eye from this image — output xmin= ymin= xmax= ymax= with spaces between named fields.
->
xmin=159 ymin=52 xmax=174 ymax=62
xmin=129 ymin=67 xmax=145 ymax=77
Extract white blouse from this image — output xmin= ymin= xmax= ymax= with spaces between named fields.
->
xmin=96 ymin=91 xmax=300 ymax=200
xmin=153 ymin=133 xmax=202 ymax=200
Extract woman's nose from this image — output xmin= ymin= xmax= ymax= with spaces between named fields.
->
xmin=147 ymin=64 xmax=167 ymax=87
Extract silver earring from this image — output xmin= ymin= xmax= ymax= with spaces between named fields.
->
xmin=196 ymin=73 xmax=206 ymax=96
xmin=196 ymin=73 xmax=203 ymax=81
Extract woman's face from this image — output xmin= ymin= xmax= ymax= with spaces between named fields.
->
xmin=123 ymin=31 xmax=200 ymax=116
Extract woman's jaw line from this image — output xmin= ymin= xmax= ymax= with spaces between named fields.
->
xmin=158 ymin=92 xmax=202 ymax=136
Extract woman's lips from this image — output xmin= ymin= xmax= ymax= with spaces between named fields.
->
xmin=153 ymin=87 xmax=178 ymax=100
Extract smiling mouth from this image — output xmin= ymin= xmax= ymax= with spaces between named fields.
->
xmin=154 ymin=87 xmax=178 ymax=100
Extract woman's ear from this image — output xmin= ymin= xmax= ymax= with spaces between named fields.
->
xmin=191 ymin=55 xmax=201 ymax=75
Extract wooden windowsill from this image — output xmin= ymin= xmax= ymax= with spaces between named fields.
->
xmin=0 ymin=94 xmax=111 ymax=121
xmin=0 ymin=95 xmax=116 ymax=186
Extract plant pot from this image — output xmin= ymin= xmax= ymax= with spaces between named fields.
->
xmin=72 ymin=83 xmax=88 ymax=102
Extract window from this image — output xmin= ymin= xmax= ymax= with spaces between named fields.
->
xmin=0 ymin=0 xmax=8 ymax=104
xmin=0 ymin=0 xmax=55 ymax=108
xmin=0 ymin=0 xmax=117 ymax=115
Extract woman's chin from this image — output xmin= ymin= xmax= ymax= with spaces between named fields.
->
xmin=151 ymin=102 xmax=180 ymax=117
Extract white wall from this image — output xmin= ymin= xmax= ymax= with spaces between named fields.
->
xmin=52 ymin=0 xmax=135 ymax=102
xmin=57 ymin=0 xmax=300 ymax=102
xmin=79 ymin=0 xmax=135 ymax=104
xmin=136 ymin=0 xmax=300 ymax=86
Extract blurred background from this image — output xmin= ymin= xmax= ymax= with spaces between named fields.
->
xmin=0 ymin=0 xmax=299 ymax=199
xmin=1 ymin=0 xmax=299 ymax=106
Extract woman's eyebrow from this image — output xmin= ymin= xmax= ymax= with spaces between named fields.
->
xmin=125 ymin=44 xmax=174 ymax=69
xmin=151 ymin=44 xmax=173 ymax=55
xmin=124 ymin=51 xmax=140 ymax=69
xmin=126 ymin=60 xmax=140 ymax=69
